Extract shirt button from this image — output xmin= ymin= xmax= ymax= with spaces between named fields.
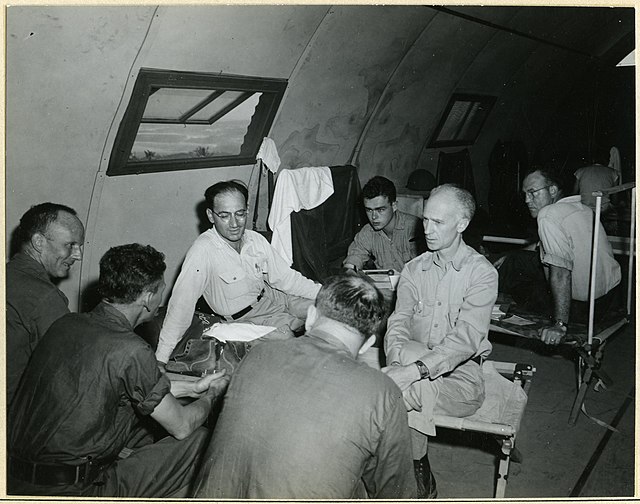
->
xmin=434 ymin=323 xmax=438 ymax=328
xmin=437 ymin=301 xmax=442 ymax=306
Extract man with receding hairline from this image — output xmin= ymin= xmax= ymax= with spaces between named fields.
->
xmin=382 ymin=184 xmax=498 ymax=498
xmin=6 ymin=202 xmax=85 ymax=406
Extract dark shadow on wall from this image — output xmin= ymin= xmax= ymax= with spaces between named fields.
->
xmin=196 ymin=200 xmax=211 ymax=235
xmin=8 ymin=226 xmax=22 ymax=259
xmin=80 ymin=279 xmax=101 ymax=312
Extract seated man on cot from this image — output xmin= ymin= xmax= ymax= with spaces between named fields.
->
xmin=155 ymin=180 xmax=321 ymax=366
xmin=382 ymin=184 xmax=498 ymax=498
xmin=495 ymin=166 xmax=621 ymax=345
xmin=192 ymin=274 xmax=416 ymax=499
xmin=344 ymin=176 xmax=424 ymax=273
xmin=8 ymin=244 xmax=229 ymax=497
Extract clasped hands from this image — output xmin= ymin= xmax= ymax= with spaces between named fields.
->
xmin=381 ymin=363 xmax=423 ymax=412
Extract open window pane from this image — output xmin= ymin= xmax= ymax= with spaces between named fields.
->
xmin=429 ymin=93 xmax=496 ymax=148
xmin=108 ymin=69 xmax=287 ymax=176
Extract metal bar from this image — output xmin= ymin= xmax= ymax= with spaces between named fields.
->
xmin=591 ymin=181 xmax=635 ymax=197
xmin=482 ymin=235 xmax=532 ymax=245
xmin=627 ymin=187 xmax=636 ymax=315
xmin=587 ymin=196 xmax=602 ymax=347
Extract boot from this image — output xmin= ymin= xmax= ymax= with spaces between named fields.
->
xmin=413 ymin=452 xmax=438 ymax=498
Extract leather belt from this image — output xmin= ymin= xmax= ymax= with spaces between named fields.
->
xmin=9 ymin=456 xmax=103 ymax=487
xmin=215 ymin=289 xmax=265 ymax=321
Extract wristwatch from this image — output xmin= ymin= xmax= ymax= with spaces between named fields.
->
xmin=553 ymin=319 xmax=568 ymax=332
xmin=415 ymin=360 xmax=430 ymax=380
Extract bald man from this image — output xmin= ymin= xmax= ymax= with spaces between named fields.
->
xmin=382 ymin=184 xmax=498 ymax=498
xmin=6 ymin=203 xmax=85 ymax=405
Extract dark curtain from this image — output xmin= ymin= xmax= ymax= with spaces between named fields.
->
xmin=291 ymin=165 xmax=365 ymax=282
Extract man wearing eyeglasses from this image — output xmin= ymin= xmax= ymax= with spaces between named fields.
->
xmin=496 ymin=168 xmax=621 ymax=345
xmin=6 ymin=202 xmax=85 ymax=406
xmin=155 ymin=180 xmax=321 ymax=366
xmin=344 ymin=176 xmax=424 ymax=273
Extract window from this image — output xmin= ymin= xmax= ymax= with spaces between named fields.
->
xmin=428 ymin=93 xmax=496 ymax=148
xmin=107 ymin=69 xmax=287 ymax=176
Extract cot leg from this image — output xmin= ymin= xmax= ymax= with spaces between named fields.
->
xmin=496 ymin=438 xmax=512 ymax=498
xmin=569 ymin=363 xmax=593 ymax=425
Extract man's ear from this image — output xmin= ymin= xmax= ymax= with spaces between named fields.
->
xmin=138 ymin=289 xmax=154 ymax=312
xmin=456 ymin=217 xmax=470 ymax=234
xmin=206 ymin=208 xmax=215 ymax=225
xmin=357 ymin=334 xmax=377 ymax=356
xmin=549 ymin=184 xmax=560 ymax=199
xmin=30 ymin=233 xmax=46 ymax=253
xmin=305 ymin=305 xmax=318 ymax=332
xmin=391 ymin=200 xmax=398 ymax=213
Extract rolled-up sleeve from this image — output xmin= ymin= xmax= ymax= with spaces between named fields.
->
xmin=538 ymin=215 xmax=574 ymax=271
xmin=123 ymin=344 xmax=172 ymax=415
xmin=263 ymin=240 xmax=321 ymax=299
xmin=344 ymin=228 xmax=373 ymax=270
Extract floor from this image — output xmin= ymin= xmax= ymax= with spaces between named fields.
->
xmin=428 ymin=319 xmax=636 ymax=499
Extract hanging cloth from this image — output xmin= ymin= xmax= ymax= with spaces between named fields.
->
xmin=268 ymin=167 xmax=334 ymax=265
xmin=608 ymin=146 xmax=622 ymax=183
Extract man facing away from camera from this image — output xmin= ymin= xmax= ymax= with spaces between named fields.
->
xmin=192 ymin=274 xmax=417 ymax=499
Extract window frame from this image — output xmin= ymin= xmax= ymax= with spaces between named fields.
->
xmin=107 ymin=68 xmax=287 ymax=176
xmin=428 ymin=93 xmax=496 ymax=148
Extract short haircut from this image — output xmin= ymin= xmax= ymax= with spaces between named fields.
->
xmin=204 ymin=180 xmax=249 ymax=210
xmin=98 ymin=244 xmax=166 ymax=304
xmin=315 ymin=274 xmax=386 ymax=337
xmin=429 ymin=183 xmax=476 ymax=221
xmin=526 ymin=166 xmax=563 ymax=190
xmin=362 ymin=176 xmax=396 ymax=203
xmin=18 ymin=202 xmax=77 ymax=244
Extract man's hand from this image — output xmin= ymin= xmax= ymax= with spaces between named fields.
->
xmin=539 ymin=325 xmax=566 ymax=345
xmin=170 ymin=370 xmax=229 ymax=399
xmin=381 ymin=364 xmax=421 ymax=391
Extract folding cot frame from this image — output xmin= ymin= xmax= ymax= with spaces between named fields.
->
xmin=433 ymin=360 xmax=536 ymax=499
xmin=485 ymin=182 xmax=636 ymax=426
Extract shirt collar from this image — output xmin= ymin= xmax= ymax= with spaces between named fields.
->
xmin=208 ymin=226 xmax=248 ymax=250
xmin=10 ymin=251 xmax=52 ymax=282
xmin=92 ymin=301 xmax=135 ymax=332
xmin=421 ymin=240 xmax=472 ymax=272
xmin=305 ymin=327 xmax=354 ymax=358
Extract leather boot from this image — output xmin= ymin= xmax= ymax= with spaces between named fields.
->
xmin=413 ymin=452 xmax=438 ymax=498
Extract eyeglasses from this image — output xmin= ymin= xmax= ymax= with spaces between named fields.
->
xmin=211 ymin=209 xmax=248 ymax=221
xmin=522 ymin=185 xmax=551 ymax=199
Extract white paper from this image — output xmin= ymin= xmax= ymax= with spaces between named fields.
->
xmin=501 ymin=314 xmax=536 ymax=326
xmin=203 ymin=322 xmax=277 ymax=342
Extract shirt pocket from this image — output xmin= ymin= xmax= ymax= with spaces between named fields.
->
xmin=409 ymin=299 xmax=435 ymax=347
xmin=218 ymin=268 xmax=249 ymax=300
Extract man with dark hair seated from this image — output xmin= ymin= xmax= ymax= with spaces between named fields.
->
xmin=156 ymin=180 xmax=321 ymax=366
xmin=6 ymin=202 xmax=85 ymax=406
xmin=193 ymin=274 xmax=416 ymax=499
xmin=344 ymin=176 xmax=424 ymax=273
xmin=8 ymin=244 xmax=229 ymax=497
